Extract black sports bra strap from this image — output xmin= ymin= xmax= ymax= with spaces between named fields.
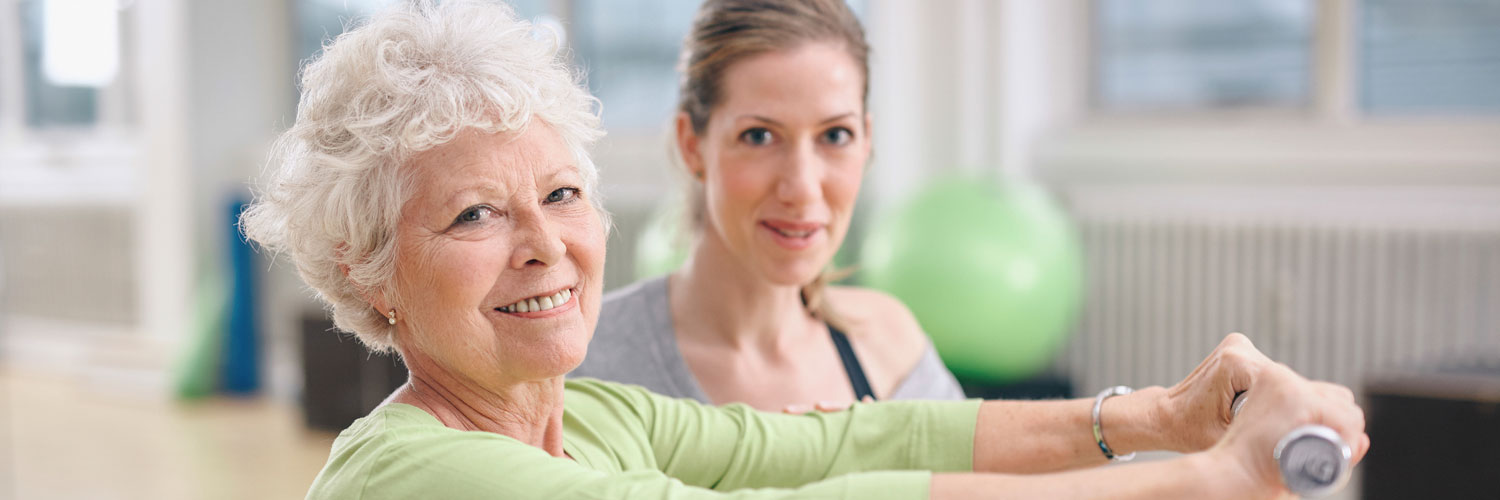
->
xmin=828 ymin=325 xmax=876 ymax=402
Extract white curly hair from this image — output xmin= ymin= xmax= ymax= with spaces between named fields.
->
xmin=241 ymin=0 xmax=606 ymax=352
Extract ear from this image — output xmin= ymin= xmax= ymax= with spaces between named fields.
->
xmin=675 ymin=112 xmax=706 ymax=181
xmin=337 ymin=248 xmax=392 ymax=316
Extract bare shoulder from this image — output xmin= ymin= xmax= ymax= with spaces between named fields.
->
xmin=824 ymin=286 xmax=929 ymax=391
xmin=826 ymin=286 xmax=923 ymax=339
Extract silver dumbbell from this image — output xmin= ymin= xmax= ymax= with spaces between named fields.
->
xmin=1230 ymin=392 xmax=1353 ymax=498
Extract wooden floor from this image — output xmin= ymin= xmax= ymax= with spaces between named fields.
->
xmin=1 ymin=366 xmax=335 ymax=500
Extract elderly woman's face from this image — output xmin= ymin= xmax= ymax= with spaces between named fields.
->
xmin=694 ymin=42 xmax=870 ymax=286
xmin=390 ymin=122 xmax=605 ymax=383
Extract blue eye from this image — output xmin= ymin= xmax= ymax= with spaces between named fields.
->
xmin=740 ymin=127 xmax=774 ymax=146
xmin=821 ymin=127 xmax=853 ymax=146
xmin=455 ymin=205 xmax=495 ymax=225
xmin=546 ymin=187 xmax=580 ymax=204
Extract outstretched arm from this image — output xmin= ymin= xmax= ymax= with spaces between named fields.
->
xmin=966 ymin=386 xmax=1167 ymax=473
xmin=952 ymin=339 xmax=1370 ymax=499
xmin=969 ymin=334 xmax=1295 ymax=473
xmin=934 ymin=451 xmax=1237 ymax=499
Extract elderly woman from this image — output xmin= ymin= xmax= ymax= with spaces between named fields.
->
xmin=245 ymin=1 xmax=1369 ymax=498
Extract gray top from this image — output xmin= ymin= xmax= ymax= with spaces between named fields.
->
xmin=571 ymin=276 xmax=966 ymax=403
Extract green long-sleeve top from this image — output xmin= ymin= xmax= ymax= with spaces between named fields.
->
xmin=307 ymin=378 xmax=982 ymax=499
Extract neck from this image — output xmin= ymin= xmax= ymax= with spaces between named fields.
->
xmin=671 ymin=229 xmax=819 ymax=350
xmin=390 ymin=350 xmax=569 ymax=458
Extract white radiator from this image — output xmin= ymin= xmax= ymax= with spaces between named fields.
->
xmin=1055 ymin=186 xmax=1500 ymax=394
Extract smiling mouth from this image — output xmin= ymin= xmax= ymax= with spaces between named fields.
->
xmin=496 ymin=288 xmax=575 ymax=313
xmin=762 ymin=222 xmax=820 ymax=238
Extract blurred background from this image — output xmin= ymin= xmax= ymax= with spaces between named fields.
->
xmin=2 ymin=0 xmax=1497 ymax=498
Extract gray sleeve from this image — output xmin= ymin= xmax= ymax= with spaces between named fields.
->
xmin=569 ymin=277 xmax=711 ymax=403
xmin=887 ymin=339 xmax=967 ymax=401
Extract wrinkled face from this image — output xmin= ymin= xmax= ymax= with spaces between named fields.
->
xmin=687 ymin=42 xmax=870 ymax=286
xmin=390 ymin=122 xmax=605 ymax=385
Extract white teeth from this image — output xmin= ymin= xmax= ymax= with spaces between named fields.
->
xmin=499 ymin=288 xmax=574 ymax=314
xmin=771 ymin=227 xmax=814 ymax=238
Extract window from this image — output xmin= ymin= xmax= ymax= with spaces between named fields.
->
xmin=1360 ymin=0 xmax=1500 ymax=115
xmin=295 ymin=0 xmax=550 ymax=64
xmin=12 ymin=0 xmax=132 ymax=129
xmin=1093 ymin=0 xmax=1315 ymax=111
xmin=292 ymin=0 xmax=551 ymax=112
xmin=569 ymin=0 xmax=700 ymax=130
xmin=1092 ymin=0 xmax=1500 ymax=117
xmin=569 ymin=0 xmax=866 ymax=130
xmin=294 ymin=0 xmax=400 ymax=67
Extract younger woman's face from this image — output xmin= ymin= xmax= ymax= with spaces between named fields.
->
xmin=681 ymin=42 xmax=870 ymax=286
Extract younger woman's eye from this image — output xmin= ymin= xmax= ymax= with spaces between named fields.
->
xmin=740 ymin=127 xmax=774 ymax=146
xmin=546 ymin=187 xmax=581 ymax=204
xmin=821 ymin=126 xmax=854 ymax=146
xmin=454 ymin=205 xmax=495 ymax=225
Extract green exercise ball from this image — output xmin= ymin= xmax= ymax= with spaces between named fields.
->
xmin=634 ymin=196 xmax=691 ymax=280
xmin=859 ymin=176 xmax=1082 ymax=384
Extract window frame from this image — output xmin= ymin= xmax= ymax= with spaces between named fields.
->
xmin=0 ymin=0 xmax=141 ymax=206
xmin=1088 ymin=0 xmax=1321 ymax=116
xmin=1037 ymin=0 xmax=1500 ymax=185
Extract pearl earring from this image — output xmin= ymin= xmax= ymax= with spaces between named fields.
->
xmin=387 ymin=309 xmax=397 ymax=325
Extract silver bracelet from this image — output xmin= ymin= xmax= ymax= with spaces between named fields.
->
xmin=1091 ymin=385 xmax=1136 ymax=462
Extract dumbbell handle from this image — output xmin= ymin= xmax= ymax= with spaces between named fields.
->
xmin=1230 ymin=391 xmax=1353 ymax=498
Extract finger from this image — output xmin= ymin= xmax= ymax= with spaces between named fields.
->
xmin=1230 ymin=360 xmax=1286 ymax=408
xmin=1192 ymin=333 xmax=1251 ymax=379
xmin=1316 ymin=397 xmax=1367 ymax=461
xmin=1307 ymin=378 xmax=1352 ymax=397
xmin=1224 ymin=350 xmax=1258 ymax=395
xmin=1267 ymin=362 xmax=1305 ymax=383
xmin=814 ymin=400 xmax=852 ymax=412
xmin=783 ymin=404 xmax=810 ymax=414
xmin=1351 ymin=433 xmax=1371 ymax=465
xmin=1179 ymin=333 xmax=1253 ymax=393
xmin=1332 ymin=384 xmax=1355 ymax=403
xmin=1222 ymin=340 xmax=1279 ymax=395
xmin=1219 ymin=333 xmax=1272 ymax=368
xmin=1317 ymin=385 xmax=1365 ymax=431
xmin=1250 ymin=363 xmax=1305 ymax=400
xmin=861 ymin=395 xmax=874 ymax=403
xmin=1221 ymin=332 xmax=1254 ymax=351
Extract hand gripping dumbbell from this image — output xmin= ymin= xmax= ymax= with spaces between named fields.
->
xmin=1230 ymin=391 xmax=1353 ymax=498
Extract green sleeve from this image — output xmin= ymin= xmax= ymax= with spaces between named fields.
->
xmin=354 ymin=440 xmax=936 ymax=500
xmin=569 ymin=380 xmax=981 ymax=492
xmin=313 ymin=383 xmax=981 ymax=500
xmin=335 ymin=421 xmax=945 ymax=499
